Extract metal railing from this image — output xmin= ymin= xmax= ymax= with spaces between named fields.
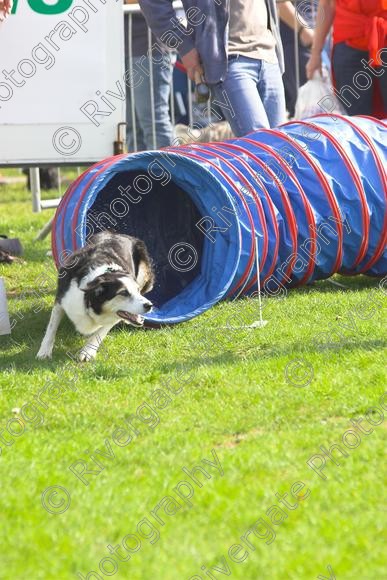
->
xmin=123 ymin=0 xmax=193 ymax=152
xmin=31 ymin=0 xmax=317 ymax=213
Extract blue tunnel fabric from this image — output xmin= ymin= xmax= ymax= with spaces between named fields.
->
xmin=52 ymin=115 xmax=387 ymax=325
xmin=309 ymin=115 xmax=387 ymax=276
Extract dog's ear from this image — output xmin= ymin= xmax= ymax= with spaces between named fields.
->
xmin=82 ymin=276 xmax=105 ymax=295
xmin=132 ymin=239 xmax=155 ymax=294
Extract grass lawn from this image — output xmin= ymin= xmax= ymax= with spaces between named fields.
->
xmin=0 ymin=178 xmax=386 ymax=580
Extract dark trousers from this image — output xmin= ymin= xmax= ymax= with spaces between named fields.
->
xmin=332 ymin=42 xmax=387 ymax=116
xmin=280 ymin=21 xmax=311 ymax=118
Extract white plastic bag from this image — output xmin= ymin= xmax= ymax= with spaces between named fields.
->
xmin=294 ymin=70 xmax=345 ymax=120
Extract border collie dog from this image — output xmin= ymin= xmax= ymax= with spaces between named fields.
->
xmin=37 ymin=232 xmax=154 ymax=362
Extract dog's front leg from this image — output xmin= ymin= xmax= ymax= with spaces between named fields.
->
xmin=79 ymin=323 xmax=117 ymax=362
xmin=36 ymin=303 xmax=64 ymax=359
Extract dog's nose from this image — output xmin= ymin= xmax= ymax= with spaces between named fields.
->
xmin=143 ymin=301 xmax=153 ymax=312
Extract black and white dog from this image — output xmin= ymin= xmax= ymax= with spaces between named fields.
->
xmin=37 ymin=232 xmax=154 ymax=362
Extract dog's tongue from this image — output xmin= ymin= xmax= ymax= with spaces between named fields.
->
xmin=117 ymin=311 xmax=144 ymax=326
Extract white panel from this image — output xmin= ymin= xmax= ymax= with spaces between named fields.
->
xmin=0 ymin=0 xmax=125 ymax=165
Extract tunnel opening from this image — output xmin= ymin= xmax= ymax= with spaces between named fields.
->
xmin=86 ymin=170 xmax=205 ymax=309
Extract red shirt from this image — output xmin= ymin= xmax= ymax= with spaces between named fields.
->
xmin=333 ymin=0 xmax=387 ymax=64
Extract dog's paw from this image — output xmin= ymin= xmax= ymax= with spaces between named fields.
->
xmin=36 ymin=348 xmax=52 ymax=360
xmin=78 ymin=348 xmax=97 ymax=363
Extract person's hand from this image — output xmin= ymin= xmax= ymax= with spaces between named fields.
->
xmin=299 ymin=27 xmax=314 ymax=48
xmin=0 ymin=0 xmax=12 ymax=21
xmin=306 ymin=51 xmax=322 ymax=80
xmin=181 ymin=47 xmax=204 ymax=83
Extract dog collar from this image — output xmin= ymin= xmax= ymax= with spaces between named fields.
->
xmin=104 ymin=266 xmax=125 ymax=274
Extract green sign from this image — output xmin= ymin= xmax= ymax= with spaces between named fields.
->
xmin=11 ymin=0 xmax=74 ymax=15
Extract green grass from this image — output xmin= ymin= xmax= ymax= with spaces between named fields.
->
xmin=0 ymin=182 xmax=386 ymax=580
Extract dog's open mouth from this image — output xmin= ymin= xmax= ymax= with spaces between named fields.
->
xmin=116 ymin=311 xmax=144 ymax=326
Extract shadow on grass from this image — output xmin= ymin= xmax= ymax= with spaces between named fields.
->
xmin=0 ymin=334 xmax=81 ymax=373
xmin=0 ymin=313 xmax=141 ymax=374
xmin=1 ymin=330 xmax=384 ymax=379
xmin=155 ymin=337 xmax=386 ymax=374
xmin=0 ymin=307 xmax=80 ymax=372
xmin=1 ymin=273 xmax=384 ymax=376
xmin=292 ymin=274 xmax=383 ymax=294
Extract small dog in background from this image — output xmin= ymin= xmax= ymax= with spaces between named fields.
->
xmin=37 ymin=232 xmax=154 ymax=362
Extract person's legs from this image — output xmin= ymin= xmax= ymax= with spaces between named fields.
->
xmin=126 ymin=106 xmax=146 ymax=152
xmin=281 ymin=41 xmax=298 ymax=117
xmin=257 ymin=61 xmax=287 ymax=127
xmin=280 ymin=22 xmax=311 ymax=118
xmin=210 ymin=57 xmax=269 ymax=136
xmin=126 ymin=56 xmax=147 ymax=151
xmin=151 ymin=51 xmax=176 ymax=148
xmin=131 ymin=52 xmax=175 ymax=149
xmin=376 ymin=57 xmax=387 ymax=114
xmin=332 ymin=43 xmax=373 ymax=115
xmin=210 ymin=56 xmax=286 ymax=137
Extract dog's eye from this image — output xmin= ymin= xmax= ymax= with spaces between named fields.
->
xmin=119 ymin=290 xmax=130 ymax=297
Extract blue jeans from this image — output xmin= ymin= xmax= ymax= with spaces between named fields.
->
xmin=332 ymin=42 xmax=387 ymax=116
xmin=210 ymin=55 xmax=286 ymax=136
xmin=126 ymin=53 xmax=176 ymax=151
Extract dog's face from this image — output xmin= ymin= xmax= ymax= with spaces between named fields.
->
xmin=83 ymin=272 xmax=152 ymax=327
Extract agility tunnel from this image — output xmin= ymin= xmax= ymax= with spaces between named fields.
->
xmin=52 ymin=114 xmax=386 ymax=325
